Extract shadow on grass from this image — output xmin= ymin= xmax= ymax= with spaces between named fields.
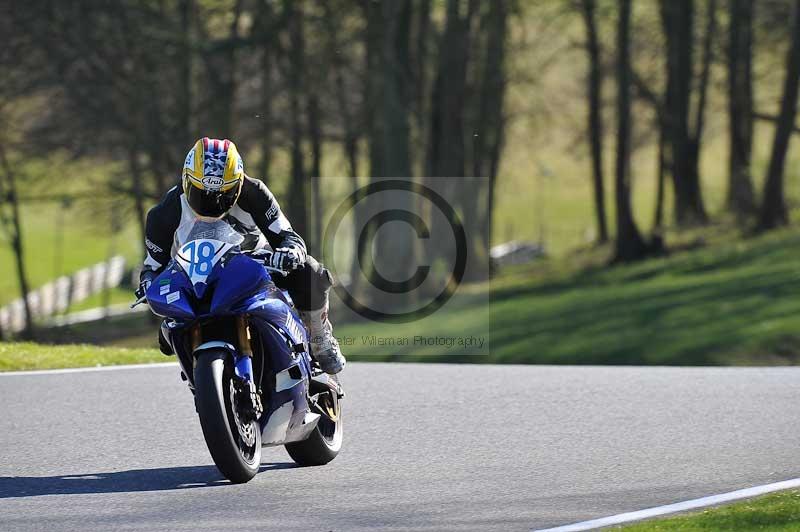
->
xmin=489 ymin=268 xmax=800 ymax=365
xmin=0 ymin=462 xmax=295 ymax=498
xmin=491 ymin=231 xmax=800 ymax=304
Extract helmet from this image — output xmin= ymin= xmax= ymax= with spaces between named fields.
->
xmin=182 ymin=137 xmax=245 ymax=218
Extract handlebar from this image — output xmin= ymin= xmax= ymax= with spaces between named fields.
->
xmin=263 ymin=264 xmax=289 ymax=276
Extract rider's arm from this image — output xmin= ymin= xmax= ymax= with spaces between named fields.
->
xmin=238 ymin=176 xmax=307 ymax=260
xmin=142 ymin=185 xmax=182 ymax=276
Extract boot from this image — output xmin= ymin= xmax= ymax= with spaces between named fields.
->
xmin=300 ymin=300 xmax=345 ymax=374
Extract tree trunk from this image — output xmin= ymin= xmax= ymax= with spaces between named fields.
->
xmin=321 ymin=0 xmax=359 ymax=181
xmin=363 ymin=0 xmax=384 ymax=179
xmin=580 ymin=0 xmax=609 ymax=244
xmin=0 ymin=146 xmax=34 ymax=339
xmin=285 ymin=0 xmax=308 ymax=238
xmin=307 ymin=93 xmax=323 ymax=257
xmin=178 ymin=0 xmax=194 ymax=147
xmin=686 ymin=0 xmax=716 ymax=200
xmin=758 ymin=0 xmax=800 ymax=230
xmin=322 ymin=0 xmax=361 ymax=288
xmin=427 ymin=0 xmax=476 ymax=179
xmin=692 ymin=0 xmax=716 ymax=146
xmin=727 ymin=0 xmax=756 ymax=217
xmin=199 ymin=0 xmax=242 ymax=138
xmin=614 ymin=0 xmax=648 ymax=262
xmin=355 ymin=0 xmax=385 ymax=296
xmin=128 ymin=145 xmax=147 ymax=248
xmin=412 ymin=0 xmax=432 ymax=164
xmin=257 ymin=0 xmax=275 ymax=184
xmin=380 ymin=0 xmax=412 ymax=176
xmin=653 ymin=122 xmax=667 ymax=235
xmin=476 ymin=0 xmax=509 ymax=253
xmin=660 ymin=0 xmax=707 ymax=226
xmin=259 ymin=45 xmax=273 ymax=182
xmin=427 ymin=0 xmax=481 ymax=279
xmin=372 ymin=0 xmax=416 ymax=303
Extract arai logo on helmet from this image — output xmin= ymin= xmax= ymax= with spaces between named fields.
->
xmin=202 ymin=176 xmax=224 ymax=190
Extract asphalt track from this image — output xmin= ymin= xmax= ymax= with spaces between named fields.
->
xmin=2 ymin=363 xmax=800 ymax=531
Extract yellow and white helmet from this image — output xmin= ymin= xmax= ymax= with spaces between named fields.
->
xmin=182 ymin=137 xmax=245 ymax=218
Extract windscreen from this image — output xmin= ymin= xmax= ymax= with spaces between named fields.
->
xmin=173 ymin=219 xmax=244 ymax=285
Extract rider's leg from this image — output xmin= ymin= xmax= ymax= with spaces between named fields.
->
xmin=274 ymin=255 xmax=345 ymax=374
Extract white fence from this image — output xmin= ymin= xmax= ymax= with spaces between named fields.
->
xmin=0 ymin=255 xmax=126 ymax=336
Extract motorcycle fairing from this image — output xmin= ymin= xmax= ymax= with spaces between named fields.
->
xmin=208 ymin=253 xmax=271 ymax=315
xmin=248 ymin=317 xmax=317 ymax=445
xmin=147 ymin=266 xmax=196 ymax=320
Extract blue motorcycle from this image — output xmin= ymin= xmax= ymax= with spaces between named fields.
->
xmin=134 ymin=219 xmax=344 ymax=483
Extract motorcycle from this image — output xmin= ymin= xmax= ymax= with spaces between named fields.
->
xmin=133 ymin=218 xmax=344 ymax=483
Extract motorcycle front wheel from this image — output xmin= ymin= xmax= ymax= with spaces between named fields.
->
xmin=194 ymin=349 xmax=261 ymax=483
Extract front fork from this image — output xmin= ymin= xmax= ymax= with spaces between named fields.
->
xmin=172 ymin=316 xmax=263 ymax=419
xmin=233 ymin=315 xmax=263 ymax=420
xmin=234 ymin=315 xmax=255 ymax=381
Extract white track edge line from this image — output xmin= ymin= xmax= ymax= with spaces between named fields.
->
xmin=0 ymin=362 xmax=179 ymax=376
xmin=533 ymin=477 xmax=800 ymax=532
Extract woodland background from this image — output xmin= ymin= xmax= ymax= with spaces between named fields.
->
xmin=2 ymin=0 xmax=800 ymax=366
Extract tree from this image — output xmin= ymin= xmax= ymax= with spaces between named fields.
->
xmin=726 ymin=0 xmax=756 ymax=218
xmin=363 ymin=0 xmax=385 ymax=180
xmin=0 ymin=143 xmax=34 ymax=339
xmin=474 ymin=0 xmax=510 ymax=252
xmin=687 ymin=0 xmax=717 ymax=208
xmin=758 ymin=0 xmax=800 ymax=230
xmin=381 ymin=0 xmax=413 ymax=179
xmin=322 ymin=0 xmax=364 ymax=290
xmin=427 ymin=0 xmax=476 ymax=179
xmin=283 ymin=0 xmax=310 ymax=240
xmin=0 ymin=0 xmax=518 ymax=304
xmin=196 ymin=0 xmax=243 ymax=138
xmin=614 ymin=0 xmax=648 ymax=262
xmin=256 ymin=0 xmax=278 ymax=184
xmin=660 ymin=0 xmax=708 ymax=226
xmin=428 ymin=0 xmax=488 ymax=279
xmin=178 ymin=0 xmax=195 ymax=149
xmin=372 ymin=0 xmax=417 ymax=299
xmin=579 ymin=0 xmax=609 ymax=244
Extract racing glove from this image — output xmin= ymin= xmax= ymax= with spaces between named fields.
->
xmin=252 ymin=246 xmax=304 ymax=272
xmin=268 ymin=246 xmax=304 ymax=271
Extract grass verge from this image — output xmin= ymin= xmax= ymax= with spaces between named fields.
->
xmin=0 ymin=342 xmax=163 ymax=371
xmin=619 ymin=490 xmax=800 ymax=531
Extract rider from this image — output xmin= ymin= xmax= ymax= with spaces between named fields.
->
xmin=136 ymin=137 xmax=345 ymax=375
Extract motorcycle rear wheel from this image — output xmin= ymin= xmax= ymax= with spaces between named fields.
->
xmin=195 ymin=349 xmax=261 ymax=483
xmin=285 ymin=375 xmax=343 ymax=466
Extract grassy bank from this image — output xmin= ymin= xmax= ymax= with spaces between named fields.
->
xmin=340 ymin=225 xmax=800 ymax=365
xmin=620 ymin=490 xmax=800 ymax=531
xmin=0 ymin=342 xmax=163 ymax=371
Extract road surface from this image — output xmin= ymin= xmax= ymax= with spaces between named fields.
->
xmin=2 ymin=363 xmax=800 ymax=531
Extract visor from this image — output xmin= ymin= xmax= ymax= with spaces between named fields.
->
xmin=186 ymin=183 xmax=240 ymax=218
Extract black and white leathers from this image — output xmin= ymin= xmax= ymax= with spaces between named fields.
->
xmin=143 ymin=175 xmax=306 ymax=275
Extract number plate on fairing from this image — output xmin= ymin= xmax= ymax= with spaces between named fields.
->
xmin=175 ymin=239 xmax=233 ymax=285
